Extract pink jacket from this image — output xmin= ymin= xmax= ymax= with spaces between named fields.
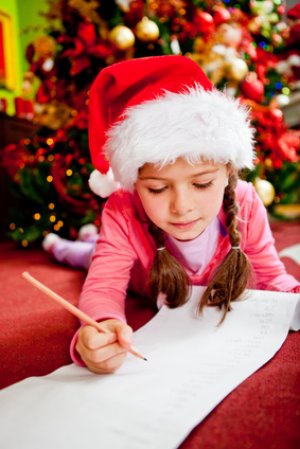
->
xmin=70 ymin=180 xmax=299 ymax=363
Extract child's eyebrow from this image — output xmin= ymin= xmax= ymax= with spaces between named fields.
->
xmin=139 ymin=168 xmax=219 ymax=181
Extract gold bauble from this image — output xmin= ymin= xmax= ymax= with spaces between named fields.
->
xmin=109 ymin=25 xmax=135 ymax=50
xmin=135 ymin=17 xmax=160 ymax=42
xmin=33 ymin=35 xmax=56 ymax=58
xmin=248 ymin=16 xmax=263 ymax=34
xmin=254 ymin=178 xmax=275 ymax=207
xmin=226 ymin=57 xmax=248 ymax=82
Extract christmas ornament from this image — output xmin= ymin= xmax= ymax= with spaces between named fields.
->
xmin=268 ymin=108 xmax=283 ymax=123
xmin=108 ymin=25 xmax=135 ymax=50
xmin=33 ymin=35 xmax=56 ymax=58
xmin=226 ymin=57 xmax=248 ymax=81
xmin=135 ymin=17 xmax=160 ymax=42
xmin=240 ymin=72 xmax=264 ymax=103
xmin=250 ymin=0 xmax=274 ymax=16
xmin=213 ymin=6 xmax=231 ymax=26
xmin=248 ymin=16 xmax=264 ymax=34
xmin=274 ymin=94 xmax=289 ymax=107
xmin=193 ymin=11 xmax=214 ymax=36
xmin=254 ymin=178 xmax=275 ymax=206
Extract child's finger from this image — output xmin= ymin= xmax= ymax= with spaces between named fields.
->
xmin=86 ymin=341 xmax=127 ymax=365
xmin=114 ymin=322 xmax=133 ymax=349
xmin=87 ymin=352 xmax=127 ymax=374
xmin=80 ymin=325 xmax=117 ymax=350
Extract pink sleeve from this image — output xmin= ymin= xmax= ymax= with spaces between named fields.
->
xmin=70 ymin=196 xmax=138 ymax=365
xmin=243 ymin=185 xmax=299 ymax=291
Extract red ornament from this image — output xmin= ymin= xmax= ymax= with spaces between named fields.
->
xmin=193 ymin=11 xmax=214 ymax=35
xmin=213 ymin=6 xmax=231 ymax=26
xmin=240 ymin=73 xmax=264 ymax=103
xmin=269 ymin=108 xmax=283 ymax=123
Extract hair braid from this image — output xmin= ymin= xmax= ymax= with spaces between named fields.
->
xmin=148 ymin=224 xmax=191 ymax=308
xmin=199 ymin=172 xmax=252 ymax=323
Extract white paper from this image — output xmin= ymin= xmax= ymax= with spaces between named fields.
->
xmin=1 ymin=287 xmax=299 ymax=449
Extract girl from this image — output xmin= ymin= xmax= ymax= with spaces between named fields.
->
xmin=43 ymin=55 xmax=299 ymax=375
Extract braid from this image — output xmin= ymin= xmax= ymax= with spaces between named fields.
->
xmin=148 ymin=223 xmax=191 ymax=308
xmin=199 ymin=172 xmax=252 ymax=323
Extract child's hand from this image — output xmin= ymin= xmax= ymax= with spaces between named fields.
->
xmin=75 ymin=319 xmax=133 ymax=374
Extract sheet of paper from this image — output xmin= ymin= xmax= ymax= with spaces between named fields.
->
xmin=1 ymin=287 xmax=299 ymax=449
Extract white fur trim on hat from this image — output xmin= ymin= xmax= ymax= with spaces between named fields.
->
xmin=104 ymin=86 xmax=255 ymax=191
xmin=88 ymin=168 xmax=120 ymax=198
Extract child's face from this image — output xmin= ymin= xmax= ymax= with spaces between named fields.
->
xmin=135 ymin=157 xmax=229 ymax=241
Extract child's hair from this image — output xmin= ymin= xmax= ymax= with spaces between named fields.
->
xmin=148 ymin=170 xmax=252 ymax=322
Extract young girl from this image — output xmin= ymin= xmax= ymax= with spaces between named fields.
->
xmin=43 ymin=55 xmax=299 ymax=375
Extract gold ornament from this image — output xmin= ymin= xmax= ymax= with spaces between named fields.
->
xmin=226 ymin=57 xmax=248 ymax=82
xmin=33 ymin=35 xmax=56 ymax=59
xmin=108 ymin=25 xmax=135 ymax=50
xmin=135 ymin=17 xmax=160 ymax=42
xmin=248 ymin=16 xmax=264 ymax=34
xmin=254 ymin=178 xmax=275 ymax=207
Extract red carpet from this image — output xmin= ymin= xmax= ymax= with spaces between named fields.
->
xmin=0 ymin=220 xmax=299 ymax=449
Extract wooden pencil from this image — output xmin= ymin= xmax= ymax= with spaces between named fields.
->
xmin=22 ymin=271 xmax=147 ymax=361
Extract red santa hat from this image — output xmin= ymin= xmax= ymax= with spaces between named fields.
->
xmin=88 ymin=55 xmax=255 ymax=197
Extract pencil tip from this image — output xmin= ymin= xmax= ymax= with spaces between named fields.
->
xmin=143 ymin=357 xmax=148 ymax=361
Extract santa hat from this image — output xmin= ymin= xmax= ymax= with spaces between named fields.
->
xmin=88 ymin=55 xmax=255 ymax=197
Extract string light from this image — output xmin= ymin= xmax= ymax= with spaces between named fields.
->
xmin=33 ymin=213 xmax=41 ymax=221
xmin=48 ymin=203 xmax=55 ymax=210
xmin=21 ymin=240 xmax=28 ymax=247
xmin=47 ymin=175 xmax=53 ymax=182
xmin=46 ymin=138 xmax=54 ymax=147
xmin=66 ymin=169 xmax=73 ymax=176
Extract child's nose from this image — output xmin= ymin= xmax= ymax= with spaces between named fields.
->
xmin=170 ymin=189 xmax=193 ymax=215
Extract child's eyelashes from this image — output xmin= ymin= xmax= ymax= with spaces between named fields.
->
xmin=147 ymin=187 xmax=167 ymax=194
xmin=193 ymin=181 xmax=213 ymax=189
xmin=146 ymin=181 xmax=213 ymax=194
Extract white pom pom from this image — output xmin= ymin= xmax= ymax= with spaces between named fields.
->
xmin=42 ymin=233 xmax=60 ymax=251
xmin=88 ymin=168 xmax=120 ymax=198
xmin=78 ymin=223 xmax=98 ymax=241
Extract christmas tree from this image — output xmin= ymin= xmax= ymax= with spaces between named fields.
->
xmin=1 ymin=0 xmax=299 ymax=246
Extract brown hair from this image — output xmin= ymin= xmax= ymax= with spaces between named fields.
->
xmin=148 ymin=223 xmax=191 ymax=308
xmin=147 ymin=170 xmax=252 ymax=322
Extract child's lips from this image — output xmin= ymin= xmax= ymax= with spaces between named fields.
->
xmin=170 ymin=218 xmax=200 ymax=230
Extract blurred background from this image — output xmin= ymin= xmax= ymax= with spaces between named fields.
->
xmin=0 ymin=0 xmax=299 ymax=247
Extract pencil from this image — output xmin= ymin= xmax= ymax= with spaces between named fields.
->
xmin=22 ymin=271 xmax=147 ymax=361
